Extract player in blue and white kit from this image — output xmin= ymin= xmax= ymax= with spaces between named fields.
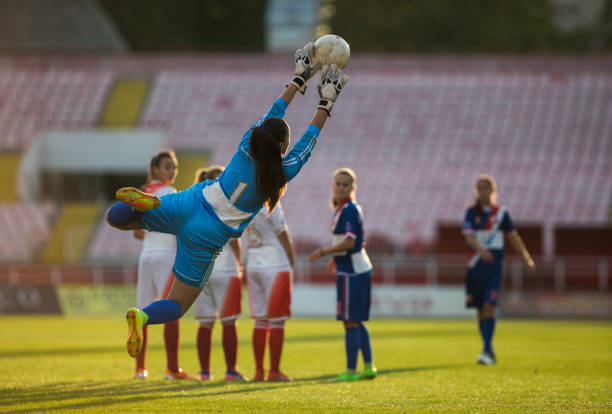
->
xmin=463 ymin=175 xmax=535 ymax=365
xmin=105 ymin=42 xmax=349 ymax=359
xmin=308 ymin=168 xmax=376 ymax=382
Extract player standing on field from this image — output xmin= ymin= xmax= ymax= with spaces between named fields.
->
xmin=192 ymin=166 xmax=247 ymax=381
xmin=132 ymin=150 xmax=196 ymax=380
xmin=308 ymin=168 xmax=376 ymax=382
xmin=105 ymin=41 xmax=349 ymax=359
xmin=463 ymin=174 xmax=535 ymax=365
xmin=245 ymin=201 xmax=295 ymax=382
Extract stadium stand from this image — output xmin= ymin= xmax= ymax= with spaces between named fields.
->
xmin=0 ymin=55 xmax=610 ymax=262
xmin=0 ymin=202 xmax=56 ymax=261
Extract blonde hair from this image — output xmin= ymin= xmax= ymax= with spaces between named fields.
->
xmin=330 ymin=167 xmax=357 ymax=209
xmin=472 ymin=174 xmax=498 ymax=207
xmin=194 ymin=165 xmax=224 ymax=183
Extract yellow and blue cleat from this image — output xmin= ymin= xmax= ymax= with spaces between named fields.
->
xmin=126 ymin=307 xmax=148 ymax=358
xmin=115 ymin=187 xmax=161 ymax=212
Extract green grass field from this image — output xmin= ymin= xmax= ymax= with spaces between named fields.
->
xmin=1 ymin=317 xmax=610 ymax=413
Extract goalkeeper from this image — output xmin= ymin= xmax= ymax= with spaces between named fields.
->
xmin=105 ymin=42 xmax=349 ymax=359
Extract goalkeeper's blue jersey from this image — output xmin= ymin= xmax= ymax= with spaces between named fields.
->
xmin=214 ymin=97 xmax=320 ymax=232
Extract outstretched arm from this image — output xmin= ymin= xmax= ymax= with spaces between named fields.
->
xmin=239 ymin=42 xmax=320 ymax=149
xmin=283 ymin=65 xmax=349 ymax=181
xmin=279 ymin=84 xmax=299 ymax=106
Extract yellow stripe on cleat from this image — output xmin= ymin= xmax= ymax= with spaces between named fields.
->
xmin=116 ymin=187 xmax=161 ymax=212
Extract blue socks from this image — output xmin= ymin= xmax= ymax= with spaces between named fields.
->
xmin=107 ymin=202 xmax=141 ymax=226
xmin=358 ymin=323 xmax=372 ymax=364
xmin=142 ymin=299 xmax=182 ymax=325
xmin=482 ymin=317 xmax=496 ymax=354
xmin=345 ymin=326 xmax=361 ymax=370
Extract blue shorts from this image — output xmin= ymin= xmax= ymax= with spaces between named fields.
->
xmin=138 ymin=182 xmax=236 ymax=288
xmin=465 ymin=261 xmax=503 ymax=309
xmin=336 ymin=271 xmax=371 ymax=322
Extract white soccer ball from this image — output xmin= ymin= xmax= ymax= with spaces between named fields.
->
xmin=314 ymin=35 xmax=350 ymax=68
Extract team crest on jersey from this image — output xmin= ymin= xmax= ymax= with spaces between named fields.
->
xmin=474 ymin=216 xmax=481 ymax=224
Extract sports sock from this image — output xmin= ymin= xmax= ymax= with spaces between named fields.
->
xmin=135 ymin=325 xmax=148 ymax=371
xmin=253 ymin=319 xmax=269 ymax=372
xmin=269 ymin=320 xmax=285 ymax=373
xmin=107 ymin=202 xmax=141 ymax=226
xmin=358 ymin=323 xmax=372 ymax=364
xmin=345 ymin=326 xmax=361 ymax=371
xmin=223 ymin=323 xmax=238 ymax=372
xmin=482 ymin=317 xmax=496 ymax=354
xmin=142 ymin=299 xmax=182 ymax=324
xmin=197 ymin=325 xmax=213 ymax=372
xmin=164 ymin=319 xmax=180 ymax=373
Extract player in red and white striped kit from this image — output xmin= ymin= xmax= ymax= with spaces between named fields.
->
xmin=245 ymin=202 xmax=295 ymax=381
xmin=193 ymin=166 xmax=247 ymax=381
xmin=133 ymin=150 xmax=196 ymax=380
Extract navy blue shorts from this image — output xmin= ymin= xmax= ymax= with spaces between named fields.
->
xmin=336 ymin=271 xmax=371 ymax=321
xmin=465 ymin=262 xmax=503 ymax=309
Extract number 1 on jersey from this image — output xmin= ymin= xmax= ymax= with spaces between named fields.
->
xmin=229 ymin=181 xmax=248 ymax=205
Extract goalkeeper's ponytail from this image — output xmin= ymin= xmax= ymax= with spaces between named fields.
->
xmin=250 ymin=118 xmax=289 ymax=213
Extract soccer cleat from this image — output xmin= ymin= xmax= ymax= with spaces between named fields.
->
xmin=115 ymin=187 xmax=161 ymax=212
xmin=359 ymin=366 xmax=377 ymax=380
xmin=133 ymin=369 xmax=148 ymax=379
xmin=200 ymin=370 xmax=213 ymax=381
xmin=329 ymin=370 xmax=360 ymax=382
xmin=477 ymin=352 xmax=496 ymax=365
xmin=267 ymin=371 xmax=291 ymax=382
xmin=125 ymin=308 xmax=147 ymax=358
xmin=165 ymin=368 xmax=198 ymax=380
xmin=225 ymin=370 xmax=249 ymax=381
xmin=252 ymin=370 xmax=265 ymax=381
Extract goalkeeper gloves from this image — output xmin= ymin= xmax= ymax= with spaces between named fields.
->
xmin=317 ymin=64 xmax=349 ymax=115
xmin=289 ymin=41 xmax=321 ymax=94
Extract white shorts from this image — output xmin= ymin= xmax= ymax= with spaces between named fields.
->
xmin=137 ymin=249 xmax=175 ymax=308
xmin=247 ymin=266 xmax=292 ymax=321
xmin=194 ymin=270 xmax=242 ymax=323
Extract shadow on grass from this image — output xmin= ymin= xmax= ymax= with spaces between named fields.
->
xmin=0 ymin=364 xmax=462 ymax=413
xmin=0 ymin=328 xmax=470 ymax=359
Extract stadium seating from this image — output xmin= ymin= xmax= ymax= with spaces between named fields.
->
xmin=0 ymin=56 xmax=610 ymax=261
xmin=87 ymin=204 xmax=143 ymax=263
xmin=0 ymin=202 xmax=56 ymax=261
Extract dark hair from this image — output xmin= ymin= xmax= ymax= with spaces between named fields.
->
xmin=249 ymin=118 xmax=289 ymax=212
xmin=145 ymin=149 xmax=178 ymax=185
xmin=194 ymin=165 xmax=224 ymax=183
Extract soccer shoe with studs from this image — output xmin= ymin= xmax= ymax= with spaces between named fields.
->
xmin=252 ymin=370 xmax=265 ymax=381
xmin=477 ymin=352 xmax=496 ymax=365
xmin=133 ymin=368 xmax=148 ymax=379
xmin=115 ymin=187 xmax=161 ymax=212
xmin=267 ymin=371 xmax=291 ymax=382
xmin=225 ymin=370 xmax=249 ymax=381
xmin=125 ymin=308 xmax=147 ymax=358
xmin=165 ymin=368 xmax=198 ymax=380
xmin=359 ymin=366 xmax=377 ymax=380
xmin=329 ymin=370 xmax=360 ymax=382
